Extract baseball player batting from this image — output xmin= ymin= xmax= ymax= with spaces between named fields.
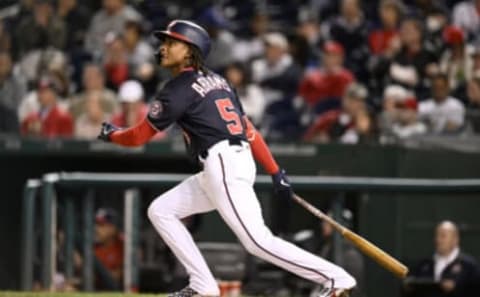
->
xmin=98 ymin=20 xmax=355 ymax=297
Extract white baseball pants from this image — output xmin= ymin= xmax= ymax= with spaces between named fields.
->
xmin=147 ymin=140 xmax=356 ymax=295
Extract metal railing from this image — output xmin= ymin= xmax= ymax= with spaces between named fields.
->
xmin=21 ymin=172 xmax=480 ymax=291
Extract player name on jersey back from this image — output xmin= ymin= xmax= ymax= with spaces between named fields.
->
xmin=191 ymin=73 xmax=232 ymax=97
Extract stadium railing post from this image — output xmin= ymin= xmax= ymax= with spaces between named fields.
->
xmin=42 ymin=174 xmax=59 ymax=291
xmin=124 ymin=188 xmax=141 ymax=292
xmin=64 ymin=196 xmax=75 ymax=282
xmin=82 ymin=189 xmax=95 ymax=291
xmin=21 ymin=179 xmax=41 ymax=290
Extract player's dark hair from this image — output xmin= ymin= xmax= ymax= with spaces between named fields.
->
xmin=189 ymin=45 xmax=209 ymax=74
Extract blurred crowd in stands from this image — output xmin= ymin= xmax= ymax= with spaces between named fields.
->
xmin=1 ymin=0 xmax=480 ymax=144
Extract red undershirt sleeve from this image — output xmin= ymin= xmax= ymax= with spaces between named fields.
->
xmin=109 ymin=118 xmax=158 ymax=147
xmin=243 ymin=116 xmax=280 ymax=175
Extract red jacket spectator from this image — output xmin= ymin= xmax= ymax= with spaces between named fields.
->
xmin=21 ymin=76 xmax=73 ymax=138
xmin=368 ymin=0 xmax=402 ymax=55
xmin=299 ymin=68 xmax=354 ymax=106
xmin=369 ymin=29 xmax=398 ymax=55
xmin=21 ymin=106 xmax=73 ymax=137
xmin=299 ymin=41 xmax=354 ymax=107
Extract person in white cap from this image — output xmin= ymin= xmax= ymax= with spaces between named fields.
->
xmin=379 ymin=84 xmax=426 ymax=141
xmin=111 ymin=80 xmax=148 ymax=127
xmin=250 ymin=32 xmax=303 ymax=137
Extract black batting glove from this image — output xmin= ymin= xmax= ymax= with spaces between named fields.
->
xmin=98 ymin=122 xmax=120 ymax=142
xmin=271 ymin=169 xmax=293 ymax=201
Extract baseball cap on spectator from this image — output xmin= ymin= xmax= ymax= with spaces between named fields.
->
xmin=443 ymin=26 xmax=464 ymax=45
xmin=263 ymin=33 xmax=288 ymax=51
xmin=118 ymin=80 xmax=144 ymax=103
xmin=384 ymin=85 xmax=417 ymax=110
xmin=323 ymin=41 xmax=344 ymax=56
xmin=95 ymin=208 xmax=120 ymax=227
xmin=383 ymin=85 xmax=408 ymax=101
xmin=345 ymin=82 xmax=368 ymax=100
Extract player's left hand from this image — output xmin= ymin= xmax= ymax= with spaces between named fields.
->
xmin=98 ymin=122 xmax=120 ymax=141
xmin=271 ymin=169 xmax=293 ymax=201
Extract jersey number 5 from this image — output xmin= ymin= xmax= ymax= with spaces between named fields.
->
xmin=215 ymin=98 xmax=243 ymax=135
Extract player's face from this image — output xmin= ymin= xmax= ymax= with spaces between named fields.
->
xmin=159 ymin=37 xmax=190 ymax=69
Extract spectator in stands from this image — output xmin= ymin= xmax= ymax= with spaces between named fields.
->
xmin=94 ymin=208 xmax=123 ymax=289
xmin=122 ymin=19 xmax=156 ymax=97
xmin=407 ymin=221 xmax=480 ymax=297
xmin=21 ymin=75 xmax=73 ymax=138
xmin=325 ymin=0 xmax=370 ymax=81
xmin=233 ymin=12 xmax=270 ymax=63
xmin=298 ymin=41 xmax=354 ymax=112
xmin=15 ymin=0 xmax=67 ymax=57
xmin=453 ymin=0 xmax=480 ymax=41
xmin=387 ymin=18 xmax=437 ymax=95
xmin=251 ymin=32 xmax=302 ymax=138
xmin=0 ymin=104 xmax=19 ymax=135
xmin=74 ymin=91 xmax=111 ymax=139
xmin=304 ymin=83 xmax=372 ymax=144
xmin=369 ymin=0 xmax=403 ymax=56
xmin=198 ymin=6 xmax=236 ymax=72
xmin=0 ymin=51 xmax=26 ymax=123
xmin=0 ymin=49 xmax=21 ymax=134
xmin=419 ymin=73 xmax=466 ymax=133
xmin=103 ymin=33 xmax=129 ymax=90
xmin=15 ymin=44 xmax=68 ymax=90
xmin=467 ymin=70 xmax=480 ymax=109
xmin=439 ymin=26 xmax=475 ymax=97
xmin=379 ymin=85 xmax=426 ymax=141
xmin=56 ymin=0 xmax=91 ymax=51
xmin=295 ymin=11 xmax=322 ymax=68
xmin=84 ymin=0 xmax=142 ymax=57
xmin=111 ymin=80 xmax=148 ymax=127
xmin=69 ymin=63 xmax=118 ymax=121
xmin=0 ymin=21 xmax=11 ymax=52
xmin=224 ymin=62 xmax=266 ymax=126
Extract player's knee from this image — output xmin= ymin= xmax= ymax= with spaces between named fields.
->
xmin=344 ymin=271 xmax=356 ymax=288
xmin=147 ymin=198 xmax=168 ymax=222
xmin=336 ymin=268 xmax=356 ymax=289
xmin=147 ymin=201 xmax=157 ymax=222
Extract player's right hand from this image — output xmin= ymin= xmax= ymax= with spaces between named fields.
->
xmin=271 ymin=169 xmax=293 ymax=201
xmin=98 ymin=122 xmax=120 ymax=141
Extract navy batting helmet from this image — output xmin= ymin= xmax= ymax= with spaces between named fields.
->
xmin=154 ymin=20 xmax=211 ymax=59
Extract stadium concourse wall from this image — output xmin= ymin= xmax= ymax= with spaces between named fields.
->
xmin=1 ymin=138 xmax=480 ymax=296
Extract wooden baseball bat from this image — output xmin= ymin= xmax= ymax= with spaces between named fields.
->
xmin=292 ymin=194 xmax=409 ymax=279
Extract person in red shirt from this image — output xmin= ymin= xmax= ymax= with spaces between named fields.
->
xmin=21 ymin=76 xmax=73 ymax=138
xmin=368 ymin=0 xmax=403 ymax=55
xmin=94 ymin=208 xmax=123 ymax=289
xmin=298 ymin=41 xmax=354 ymax=113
